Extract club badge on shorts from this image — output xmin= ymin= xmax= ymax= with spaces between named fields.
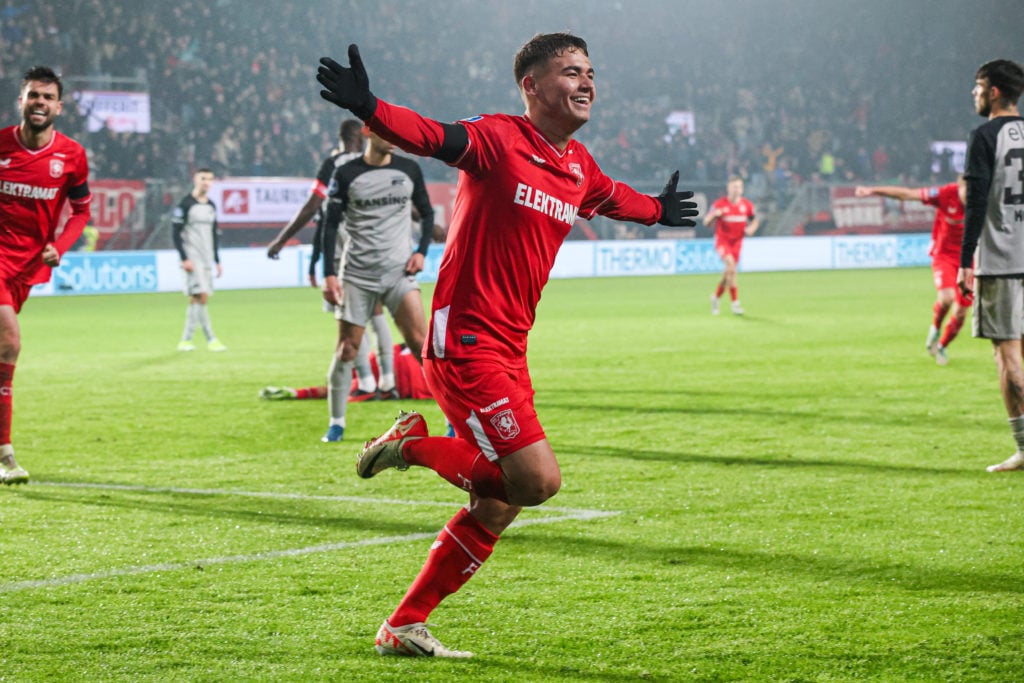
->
xmin=490 ymin=409 xmax=520 ymax=440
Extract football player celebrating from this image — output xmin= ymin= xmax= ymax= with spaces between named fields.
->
xmin=317 ymin=32 xmax=698 ymax=657
xmin=0 ymin=66 xmax=91 ymax=485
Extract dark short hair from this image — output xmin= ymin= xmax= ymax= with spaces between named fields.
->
xmin=339 ymin=118 xmax=363 ymax=142
xmin=21 ymin=65 xmax=63 ymax=99
xmin=513 ymin=32 xmax=588 ymax=84
xmin=977 ymin=59 xmax=1024 ymax=106
xmin=195 ymin=167 xmax=214 ymax=176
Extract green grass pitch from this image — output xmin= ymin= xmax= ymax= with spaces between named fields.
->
xmin=1 ymin=268 xmax=1022 ymax=681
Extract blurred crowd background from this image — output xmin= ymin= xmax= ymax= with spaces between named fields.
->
xmin=0 ymin=0 xmax=1020 ymax=211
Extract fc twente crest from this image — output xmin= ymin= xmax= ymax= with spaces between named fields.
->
xmin=490 ymin=409 xmax=521 ymax=440
xmin=49 ymin=158 xmax=64 ymax=178
xmin=568 ymin=162 xmax=583 ymax=187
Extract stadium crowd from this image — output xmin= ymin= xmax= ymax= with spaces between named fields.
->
xmin=0 ymin=0 xmax=1005 ymax=203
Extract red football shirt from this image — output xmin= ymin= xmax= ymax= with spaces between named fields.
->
xmin=369 ymin=101 xmax=663 ymax=360
xmin=0 ymin=125 xmax=91 ymax=284
xmin=710 ymin=196 xmax=755 ymax=243
xmin=918 ymin=183 xmax=964 ymax=264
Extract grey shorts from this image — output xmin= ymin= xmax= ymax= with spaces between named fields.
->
xmin=973 ymin=276 xmax=1024 ymax=340
xmin=339 ymin=273 xmax=419 ymax=326
xmin=184 ymin=266 xmax=213 ymax=296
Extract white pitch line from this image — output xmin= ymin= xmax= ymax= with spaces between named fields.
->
xmin=1 ymin=482 xmax=619 ymax=593
xmin=30 ymin=480 xmax=608 ymax=515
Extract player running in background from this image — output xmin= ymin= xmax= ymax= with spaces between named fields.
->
xmin=317 ymin=32 xmax=698 ymax=656
xmin=0 ymin=66 xmax=91 ymax=485
xmin=317 ymin=127 xmax=434 ymax=442
xmin=173 ymin=168 xmax=226 ymax=352
xmin=855 ymin=177 xmax=969 ymax=365
xmin=264 ymin=119 xmax=396 ymax=403
xmin=956 ymin=59 xmax=1024 ymax=473
xmin=705 ymin=176 xmax=759 ymax=315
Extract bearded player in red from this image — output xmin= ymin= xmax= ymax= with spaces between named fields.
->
xmin=855 ymin=177 xmax=969 ymax=365
xmin=0 ymin=66 xmax=91 ymax=485
xmin=317 ymin=33 xmax=698 ymax=657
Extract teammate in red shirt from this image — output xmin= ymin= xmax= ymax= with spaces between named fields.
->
xmin=317 ymin=33 xmax=698 ymax=657
xmin=0 ymin=66 xmax=90 ymax=485
xmin=705 ymin=176 xmax=759 ymax=315
xmin=855 ymin=178 xmax=968 ymax=365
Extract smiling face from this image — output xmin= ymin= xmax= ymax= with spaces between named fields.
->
xmin=18 ymin=80 xmax=62 ymax=135
xmin=522 ymin=47 xmax=595 ymax=141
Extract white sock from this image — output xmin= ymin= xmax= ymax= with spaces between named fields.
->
xmin=196 ymin=304 xmax=216 ymax=341
xmin=354 ymin=331 xmax=375 ymax=391
xmin=372 ymin=314 xmax=394 ymax=381
xmin=327 ymin=354 xmax=354 ymax=420
xmin=182 ymin=303 xmax=199 ymax=340
xmin=1009 ymin=415 xmax=1024 ymax=453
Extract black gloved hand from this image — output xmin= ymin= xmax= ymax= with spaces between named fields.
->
xmin=317 ymin=44 xmax=378 ymax=120
xmin=656 ymin=171 xmax=699 ymax=227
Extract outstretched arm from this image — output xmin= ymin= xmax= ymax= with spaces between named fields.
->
xmin=268 ymin=193 xmax=323 ymax=259
xmin=854 ymin=185 xmax=920 ymax=201
xmin=317 ymin=45 xmax=468 ymax=164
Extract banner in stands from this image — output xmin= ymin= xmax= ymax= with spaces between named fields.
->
xmin=208 ymin=177 xmax=461 ymax=228
xmin=209 ymin=178 xmax=313 ymax=224
xmin=72 ymin=90 xmax=151 ymax=133
xmin=90 ymin=180 xmax=146 ymax=243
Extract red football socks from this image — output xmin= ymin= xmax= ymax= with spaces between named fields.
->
xmin=403 ymin=437 xmax=509 ymax=502
xmin=715 ymin=284 xmax=725 ymax=298
xmin=295 ymin=386 xmax=327 ymax=400
xmin=940 ymin=317 xmax=964 ymax=347
xmin=0 ymin=362 xmax=13 ymax=445
xmin=729 ymin=286 xmax=738 ymax=302
xmin=932 ymin=301 xmax=950 ymax=328
xmin=389 ymin=507 xmax=499 ymax=627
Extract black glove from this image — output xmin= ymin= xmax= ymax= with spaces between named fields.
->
xmin=656 ymin=171 xmax=699 ymax=227
xmin=316 ymin=44 xmax=378 ymax=120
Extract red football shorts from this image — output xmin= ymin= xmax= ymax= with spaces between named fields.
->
xmin=715 ymin=237 xmax=743 ymax=263
xmin=0 ymin=277 xmax=32 ymax=313
xmin=423 ymin=356 xmax=546 ymax=462
xmin=932 ymin=258 xmax=973 ymax=307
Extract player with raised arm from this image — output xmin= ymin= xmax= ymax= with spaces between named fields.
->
xmin=317 ymin=33 xmax=698 ymax=656
xmin=705 ymin=176 xmax=759 ymax=315
xmin=855 ymin=177 xmax=969 ymax=365
xmin=957 ymin=59 xmax=1024 ymax=473
xmin=0 ymin=66 xmax=91 ymax=485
